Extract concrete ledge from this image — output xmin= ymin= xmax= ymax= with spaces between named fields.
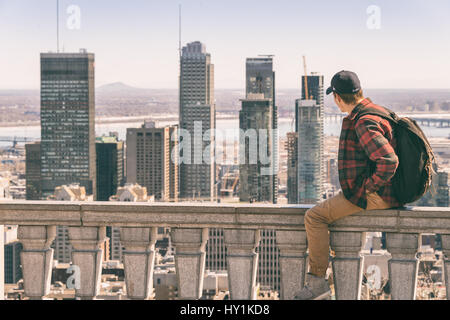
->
xmin=0 ymin=201 xmax=82 ymax=226
xmin=0 ymin=201 xmax=448 ymax=234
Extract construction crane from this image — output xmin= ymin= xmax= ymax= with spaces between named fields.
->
xmin=303 ymin=55 xmax=309 ymax=100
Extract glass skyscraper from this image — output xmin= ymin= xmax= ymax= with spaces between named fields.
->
xmin=295 ymin=73 xmax=325 ymax=204
xmin=40 ymin=50 xmax=96 ymax=199
xmin=296 ymin=99 xmax=324 ymax=203
xmin=245 ymin=56 xmax=278 ymax=203
xmin=179 ymin=41 xmax=216 ymax=200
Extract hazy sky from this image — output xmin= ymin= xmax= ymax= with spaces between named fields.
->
xmin=1 ymin=0 xmax=450 ymax=89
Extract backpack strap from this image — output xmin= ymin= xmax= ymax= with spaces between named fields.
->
xmin=353 ymin=105 xmax=399 ymax=125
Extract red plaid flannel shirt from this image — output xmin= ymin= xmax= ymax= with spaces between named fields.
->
xmin=338 ymin=98 xmax=400 ymax=209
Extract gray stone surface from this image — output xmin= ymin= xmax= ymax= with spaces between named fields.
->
xmin=171 ymin=228 xmax=208 ymax=299
xmin=2 ymin=202 xmax=450 ymax=300
xmin=0 ymin=201 xmax=82 ymax=226
xmin=121 ymin=227 xmax=157 ymax=299
xmin=330 ymin=231 xmax=364 ymax=300
xmin=224 ymin=229 xmax=260 ymax=300
xmin=386 ymin=232 xmax=419 ymax=300
xmin=18 ymin=225 xmax=56 ymax=299
xmin=276 ymin=230 xmax=308 ymax=300
xmin=0 ymin=201 xmax=449 ymax=233
xmin=68 ymin=226 xmax=106 ymax=299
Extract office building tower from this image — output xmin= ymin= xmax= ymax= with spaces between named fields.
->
xmin=179 ymin=41 xmax=216 ymax=200
xmin=40 ymin=50 xmax=96 ymax=199
xmin=25 ymin=142 xmax=42 ymax=200
xmin=288 ymin=72 xmax=325 ymax=204
xmin=296 ymin=99 xmax=324 ymax=203
xmin=126 ymin=121 xmax=179 ymax=201
xmin=239 ymin=95 xmax=276 ymax=203
xmin=4 ymin=241 xmax=22 ymax=284
xmin=205 ymin=229 xmax=227 ymax=273
xmin=246 ymin=56 xmax=278 ymax=204
xmin=244 ymin=57 xmax=280 ymax=291
xmin=0 ymin=179 xmax=10 ymax=298
xmin=286 ymin=132 xmax=298 ymax=204
xmin=96 ymin=134 xmax=124 ymax=201
xmin=435 ymin=171 xmax=449 ymax=207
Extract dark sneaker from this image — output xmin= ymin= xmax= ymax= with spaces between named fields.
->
xmin=294 ymin=273 xmax=331 ymax=300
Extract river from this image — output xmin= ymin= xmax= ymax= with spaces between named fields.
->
xmin=0 ymin=116 xmax=448 ymax=148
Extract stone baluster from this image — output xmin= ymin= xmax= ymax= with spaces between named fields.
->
xmin=330 ymin=231 xmax=365 ymax=300
xmin=385 ymin=232 xmax=419 ymax=300
xmin=171 ymin=228 xmax=208 ymax=299
xmin=224 ymin=229 xmax=260 ymax=300
xmin=120 ymin=227 xmax=157 ymax=300
xmin=18 ymin=226 xmax=56 ymax=299
xmin=68 ymin=226 xmax=106 ymax=300
xmin=275 ymin=230 xmax=308 ymax=300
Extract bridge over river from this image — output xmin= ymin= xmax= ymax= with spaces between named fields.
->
xmin=325 ymin=113 xmax=450 ymax=128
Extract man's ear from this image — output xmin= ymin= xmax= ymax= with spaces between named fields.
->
xmin=333 ymin=93 xmax=340 ymax=103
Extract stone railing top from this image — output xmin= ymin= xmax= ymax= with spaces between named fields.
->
xmin=0 ymin=200 xmax=449 ymax=234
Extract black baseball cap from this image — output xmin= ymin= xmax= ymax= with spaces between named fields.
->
xmin=326 ymin=70 xmax=361 ymax=95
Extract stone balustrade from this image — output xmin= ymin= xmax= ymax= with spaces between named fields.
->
xmin=0 ymin=201 xmax=450 ymax=300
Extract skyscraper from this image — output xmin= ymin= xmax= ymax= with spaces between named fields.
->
xmin=40 ymin=50 xmax=96 ymax=199
xmin=25 ymin=142 xmax=42 ymax=200
xmin=179 ymin=41 xmax=215 ymax=200
xmin=246 ymin=56 xmax=278 ymax=203
xmin=243 ymin=57 xmax=280 ymax=292
xmin=96 ymin=134 xmax=124 ymax=201
xmin=4 ymin=241 xmax=22 ymax=284
xmin=126 ymin=121 xmax=179 ymax=201
xmin=296 ymin=99 xmax=324 ymax=203
xmin=239 ymin=95 xmax=275 ymax=203
xmin=288 ymin=72 xmax=325 ymax=204
xmin=286 ymin=132 xmax=298 ymax=204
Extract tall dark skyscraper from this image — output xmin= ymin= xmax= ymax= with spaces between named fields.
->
xmin=245 ymin=56 xmax=278 ymax=203
xmin=40 ymin=50 xmax=96 ymax=199
xmin=96 ymin=135 xmax=124 ymax=201
xmin=179 ymin=41 xmax=215 ymax=200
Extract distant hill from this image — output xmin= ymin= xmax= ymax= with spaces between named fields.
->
xmin=97 ymin=82 xmax=151 ymax=95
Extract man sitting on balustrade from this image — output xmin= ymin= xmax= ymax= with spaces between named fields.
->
xmin=295 ymin=70 xmax=400 ymax=300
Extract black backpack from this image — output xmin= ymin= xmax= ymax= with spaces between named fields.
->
xmin=355 ymin=107 xmax=435 ymax=205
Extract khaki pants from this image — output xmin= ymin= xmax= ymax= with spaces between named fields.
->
xmin=304 ymin=191 xmax=392 ymax=277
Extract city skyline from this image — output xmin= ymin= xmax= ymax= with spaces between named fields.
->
xmin=1 ymin=0 xmax=450 ymax=90
xmin=0 ymin=1 xmax=449 ymax=303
